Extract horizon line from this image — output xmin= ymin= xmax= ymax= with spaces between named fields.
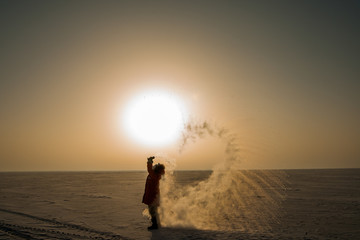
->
xmin=0 ymin=167 xmax=359 ymax=173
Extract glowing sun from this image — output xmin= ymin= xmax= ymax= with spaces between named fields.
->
xmin=122 ymin=90 xmax=187 ymax=147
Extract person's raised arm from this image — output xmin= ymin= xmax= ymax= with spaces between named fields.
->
xmin=147 ymin=156 xmax=155 ymax=175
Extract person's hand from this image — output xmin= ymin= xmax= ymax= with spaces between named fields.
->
xmin=147 ymin=156 xmax=155 ymax=163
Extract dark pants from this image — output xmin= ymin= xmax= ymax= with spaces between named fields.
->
xmin=148 ymin=203 xmax=160 ymax=227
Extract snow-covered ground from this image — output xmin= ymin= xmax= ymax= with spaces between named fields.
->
xmin=0 ymin=169 xmax=359 ymax=239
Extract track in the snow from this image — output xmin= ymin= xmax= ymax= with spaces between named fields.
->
xmin=0 ymin=208 xmax=130 ymax=240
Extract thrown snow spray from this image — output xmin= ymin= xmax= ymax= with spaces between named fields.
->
xmin=157 ymin=121 xmax=287 ymax=233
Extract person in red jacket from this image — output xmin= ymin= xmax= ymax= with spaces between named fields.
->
xmin=142 ymin=156 xmax=165 ymax=230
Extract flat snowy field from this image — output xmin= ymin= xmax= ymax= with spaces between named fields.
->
xmin=0 ymin=169 xmax=359 ymax=240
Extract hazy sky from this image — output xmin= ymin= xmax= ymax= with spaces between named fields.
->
xmin=1 ymin=0 xmax=359 ymax=171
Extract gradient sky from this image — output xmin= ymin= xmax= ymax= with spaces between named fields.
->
xmin=1 ymin=0 xmax=359 ymax=171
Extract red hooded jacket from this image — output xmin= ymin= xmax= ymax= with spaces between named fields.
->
xmin=142 ymin=161 xmax=161 ymax=205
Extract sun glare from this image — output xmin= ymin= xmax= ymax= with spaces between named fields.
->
xmin=122 ymin=90 xmax=187 ymax=147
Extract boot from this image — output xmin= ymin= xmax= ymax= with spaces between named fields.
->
xmin=147 ymin=216 xmax=158 ymax=230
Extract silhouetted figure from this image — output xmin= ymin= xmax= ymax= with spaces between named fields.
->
xmin=142 ymin=156 xmax=165 ymax=230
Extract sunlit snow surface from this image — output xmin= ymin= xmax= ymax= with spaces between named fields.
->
xmin=0 ymin=169 xmax=359 ymax=240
